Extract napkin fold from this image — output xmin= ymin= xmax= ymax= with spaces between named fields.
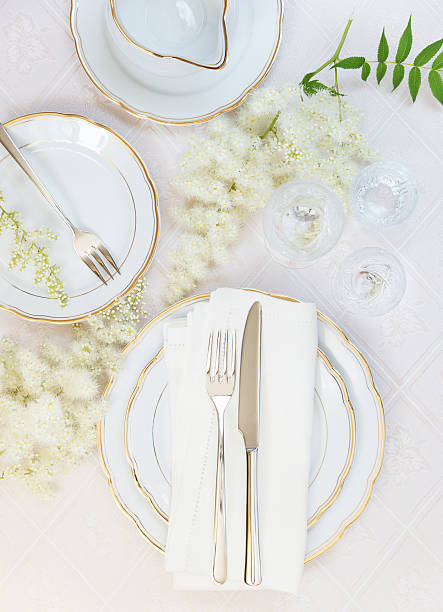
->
xmin=164 ymin=288 xmax=317 ymax=592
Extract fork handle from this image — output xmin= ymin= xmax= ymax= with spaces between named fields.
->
xmin=213 ymin=414 xmax=227 ymax=584
xmin=245 ymin=447 xmax=261 ymax=586
xmin=0 ymin=122 xmax=74 ymax=232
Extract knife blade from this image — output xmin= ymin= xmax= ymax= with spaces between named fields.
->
xmin=238 ymin=300 xmax=262 ymax=586
xmin=238 ymin=301 xmax=261 ymax=448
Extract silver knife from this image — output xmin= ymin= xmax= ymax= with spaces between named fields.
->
xmin=238 ymin=301 xmax=262 ymax=586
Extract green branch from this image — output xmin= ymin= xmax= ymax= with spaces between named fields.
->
xmin=302 ymin=18 xmax=353 ymax=83
xmin=364 ymin=60 xmax=442 ymax=70
xmin=301 ymin=16 xmax=443 ymax=106
xmin=0 ymin=200 xmax=67 ymax=307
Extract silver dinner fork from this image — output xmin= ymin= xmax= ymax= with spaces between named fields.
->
xmin=206 ymin=329 xmax=236 ymax=585
xmin=0 ymin=122 xmax=120 ymax=285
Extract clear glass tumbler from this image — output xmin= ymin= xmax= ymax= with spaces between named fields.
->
xmin=333 ymin=247 xmax=406 ymax=316
xmin=262 ymin=179 xmax=344 ymax=268
xmin=351 ymin=161 xmax=418 ymax=229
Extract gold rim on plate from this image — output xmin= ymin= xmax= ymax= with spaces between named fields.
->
xmin=122 ymin=341 xmax=355 ymax=529
xmin=0 ymin=112 xmax=160 ymax=325
xmin=308 ymin=349 xmax=356 ymax=528
xmin=109 ymin=0 xmax=229 ymax=70
xmin=0 ymin=138 xmax=137 ymax=301
xmin=70 ymin=0 xmax=284 ymax=125
xmin=99 ymin=290 xmax=384 ymax=562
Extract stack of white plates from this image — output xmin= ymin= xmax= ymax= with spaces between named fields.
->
xmin=100 ymin=290 xmax=384 ymax=563
xmin=71 ymin=0 xmax=284 ymax=124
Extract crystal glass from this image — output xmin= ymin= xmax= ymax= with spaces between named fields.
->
xmin=333 ymin=247 xmax=406 ymax=316
xmin=262 ymin=180 xmax=345 ymax=268
xmin=351 ymin=161 xmax=418 ymax=229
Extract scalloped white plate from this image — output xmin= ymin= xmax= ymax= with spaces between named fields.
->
xmin=0 ymin=113 xmax=159 ymax=323
xmin=100 ymin=290 xmax=384 ymax=562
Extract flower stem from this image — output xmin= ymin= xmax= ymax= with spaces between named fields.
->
xmin=334 ymin=66 xmax=343 ymax=121
xmin=332 ymin=18 xmax=353 ymax=61
xmin=304 ymin=18 xmax=353 ymax=81
xmin=259 ymin=111 xmax=281 ymax=139
xmin=300 ymin=18 xmax=353 ymax=116
xmin=259 ymin=111 xmax=280 ymax=140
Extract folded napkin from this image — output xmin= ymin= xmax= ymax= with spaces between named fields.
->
xmin=164 ymin=288 xmax=318 ymax=592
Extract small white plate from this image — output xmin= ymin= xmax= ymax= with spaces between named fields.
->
xmin=0 ymin=113 xmax=159 ymax=323
xmin=70 ymin=0 xmax=283 ymax=124
xmin=100 ymin=290 xmax=384 ymax=562
xmin=125 ymin=348 xmax=355 ymax=527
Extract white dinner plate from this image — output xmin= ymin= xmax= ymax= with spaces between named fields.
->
xmin=0 ymin=113 xmax=159 ymax=323
xmin=125 ymin=348 xmax=355 ymax=527
xmin=100 ymin=290 xmax=384 ymax=562
xmin=70 ymin=0 xmax=283 ymax=124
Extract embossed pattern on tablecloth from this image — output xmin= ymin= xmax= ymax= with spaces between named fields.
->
xmin=0 ymin=0 xmax=442 ymax=610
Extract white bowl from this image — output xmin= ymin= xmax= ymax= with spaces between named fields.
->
xmin=106 ymin=0 xmax=228 ymax=78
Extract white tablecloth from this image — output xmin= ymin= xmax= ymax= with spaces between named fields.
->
xmin=0 ymin=1 xmax=442 ymax=610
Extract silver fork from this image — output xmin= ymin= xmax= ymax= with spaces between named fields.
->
xmin=206 ymin=329 xmax=236 ymax=585
xmin=0 ymin=122 xmax=120 ymax=285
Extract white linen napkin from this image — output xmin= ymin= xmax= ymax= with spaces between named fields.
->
xmin=163 ymin=288 xmax=317 ymax=592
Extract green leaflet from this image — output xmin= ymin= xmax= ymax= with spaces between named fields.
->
xmin=392 ymin=63 xmax=405 ymax=89
xmin=395 ymin=16 xmax=413 ymax=63
xmin=432 ymin=51 xmax=443 ymax=70
xmin=414 ymin=39 xmax=443 ymax=66
xmin=334 ymin=56 xmax=365 ymax=69
xmin=361 ymin=62 xmax=371 ymax=81
xmin=302 ymin=79 xmax=329 ymax=96
xmin=378 ymin=28 xmax=389 ymax=62
xmin=428 ymin=70 xmax=443 ymax=104
xmin=408 ymin=66 xmax=421 ymax=102
xmin=376 ymin=62 xmax=387 ymax=83
xmin=328 ymin=89 xmax=345 ymax=97
xmin=302 ymin=79 xmax=343 ymax=98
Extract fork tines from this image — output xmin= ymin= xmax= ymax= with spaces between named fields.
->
xmin=206 ymin=329 xmax=236 ymax=382
xmin=81 ymin=241 xmax=120 ymax=286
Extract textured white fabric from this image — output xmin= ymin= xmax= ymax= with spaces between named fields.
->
xmin=163 ymin=288 xmax=318 ymax=592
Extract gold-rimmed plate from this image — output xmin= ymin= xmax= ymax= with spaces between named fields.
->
xmin=99 ymin=290 xmax=384 ymax=561
xmin=0 ymin=113 xmax=159 ymax=323
xmin=124 ymin=348 xmax=355 ymax=528
xmin=70 ymin=0 xmax=283 ymax=125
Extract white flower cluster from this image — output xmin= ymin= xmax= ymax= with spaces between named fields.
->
xmin=167 ymin=85 xmax=377 ymax=302
xmin=0 ymin=194 xmax=67 ymax=307
xmin=0 ymin=278 xmax=147 ymax=497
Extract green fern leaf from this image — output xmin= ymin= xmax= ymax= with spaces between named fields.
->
xmin=395 ymin=16 xmax=413 ymax=63
xmin=392 ymin=63 xmax=405 ymax=89
xmin=408 ymin=66 xmax=421 ymax=101
xmin=378 ymin=28 xmax=389 ymax=62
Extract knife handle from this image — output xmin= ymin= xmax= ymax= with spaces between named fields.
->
xmin=245 ymin=447 xmax=262 ymax=586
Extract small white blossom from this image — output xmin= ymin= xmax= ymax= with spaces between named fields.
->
xmin=167 ymin=84 xmax=377 ymax=301
xmin=0 ymin=279 xmax=148 ymax=497
xmin=0 ymin=193 xmax=67 ymax=307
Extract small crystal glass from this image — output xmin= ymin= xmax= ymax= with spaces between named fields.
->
xmin=351 ymin=161 xmax=418 ymax=229
xmin=262 ymin=179 xmax=345 ymax=268
xmin=333 ymin=247 xmax=406 ymax=316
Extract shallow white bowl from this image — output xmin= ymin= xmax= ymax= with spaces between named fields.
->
xmin=106 ymin=0 xmax=228 ymax=78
